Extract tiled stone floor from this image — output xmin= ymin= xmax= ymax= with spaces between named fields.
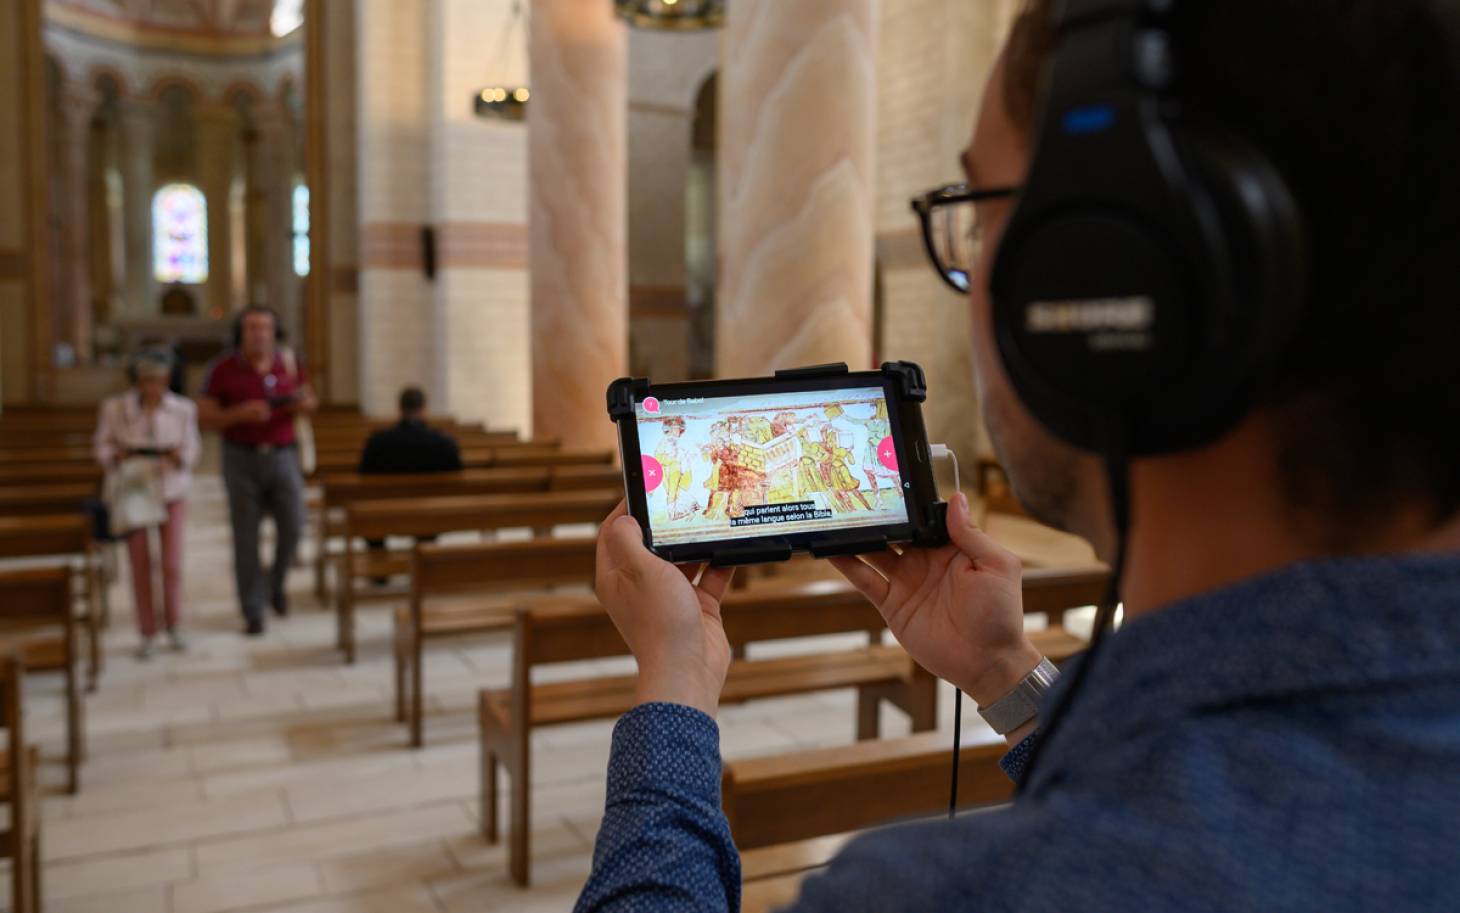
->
xmin=20 ymin=473 xmax=1094 ymax=912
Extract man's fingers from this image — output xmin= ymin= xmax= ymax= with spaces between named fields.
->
xmin=947 ymin=492 xmax=1021 ymax=575
xmin=697 ymin=565 xmax=736 ymax=603
xmin=828 ymin=555 xmax=891 ymax=606
xmin=857 ymin=548 xmax=901 ymax=579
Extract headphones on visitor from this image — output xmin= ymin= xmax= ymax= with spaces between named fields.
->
xmin=989 ymin=0 xmax=1309 ymax=457
xmin=232 ymin=306 xmax=286 ymax=348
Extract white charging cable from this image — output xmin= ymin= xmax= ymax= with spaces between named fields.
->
xmin=928 ymin=442 xmax=966 ymax=818
xmin=929 ymin=443 xmax=960 ymax=495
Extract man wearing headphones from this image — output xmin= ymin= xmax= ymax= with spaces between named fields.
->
xmin=573 ymin=1 xmax=1460 ymax=910
xmin=199 ymin=305 xmax=317 ymax=636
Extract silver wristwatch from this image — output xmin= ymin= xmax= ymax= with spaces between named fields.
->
xmin=976 ymin=657 xmax=1060 ymax=735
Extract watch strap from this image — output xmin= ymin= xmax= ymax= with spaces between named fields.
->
xmin=976 ymin=657 xmax=1060 ymax=735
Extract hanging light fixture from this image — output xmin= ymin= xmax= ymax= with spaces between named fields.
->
xmin=474 ymin=1 xmax=529 ymax=121
xmin=614 ymin=0 xmax=725 ymax=31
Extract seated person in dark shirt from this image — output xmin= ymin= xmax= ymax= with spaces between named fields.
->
xmin=357 ymin=386 xmax=463 ymax=475
xmin=357 ymin=386 xmax=463 ymax=575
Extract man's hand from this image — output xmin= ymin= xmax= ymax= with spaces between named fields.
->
xmin=595 ymin=502 xmax=737 ymax=718
xmin=232 ymin=400 xmax=272 ymax=425
xmin=828 ymin=492 xmax=1041 ymax=708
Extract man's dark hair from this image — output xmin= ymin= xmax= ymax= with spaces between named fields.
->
xmin=399 ymin=386 xmax=427 ymax=415
xmin=1004 ymin=0 xmax=1460 ymax=541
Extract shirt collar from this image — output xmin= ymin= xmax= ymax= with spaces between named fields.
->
xmin=1033 ymin=551 xmax=1460 ymax=784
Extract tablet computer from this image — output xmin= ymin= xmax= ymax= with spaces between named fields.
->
xmin=607 ymin=361 xmax=949 ymax=566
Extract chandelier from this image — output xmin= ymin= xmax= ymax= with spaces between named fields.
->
xmin=614 ymin=0 xmax=725 ymax=31
xmin=473 ymin=1 xmax=529 ymax=121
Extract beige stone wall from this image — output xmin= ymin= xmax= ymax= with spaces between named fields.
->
xmin=355 ymin=0 xmax=432 ymax=417
xmin=428 ymin=0 xmax=531 ymax=434
xmin=873 ymin=0 xmax=1019 ymax=464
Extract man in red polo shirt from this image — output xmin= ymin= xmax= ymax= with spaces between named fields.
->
xmin=199 ymin=306 xmax=318 ymax=635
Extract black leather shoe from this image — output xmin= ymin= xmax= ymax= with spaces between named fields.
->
xmin=272 ymin=591 xmax=289 ymax=618
xmin=244 ymin=618 xmax=265 ymax=636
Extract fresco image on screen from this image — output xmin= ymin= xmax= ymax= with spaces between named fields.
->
xmin=635 ymin=386 xmax=908 ymax=547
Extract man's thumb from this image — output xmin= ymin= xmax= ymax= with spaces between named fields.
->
xmin=602 ymin=513 xmax=650 ymax=571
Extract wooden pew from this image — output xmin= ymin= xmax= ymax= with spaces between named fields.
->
xmin=478 ymin=582 xmax=941 ymax=886
xmin=334 ymin=489 xmax=617 ymax=662
xmin=0 ymin=567 xmax=84 ymax=794
xmin=0 ymin=446 xmax=98 ymax=467
xmin=0 ymin=464 xmax=103 ymax=488
xmin=0 ymin=649 xmax=42 ymax=912
xmin=401 ymin=538 xmax=602 ymax=746
xmin=0 ymin=516 xmax=107 ymax=692
xmin=725 ymin=733 xmax=1012 ymax=852
xmin=725 ymin=565 xmax=1113 ymax=904
xmin=309 ymin=444 xmax=610 ymax=476
xmin=0 ymin=483 xmax=97 ymax=517
xmin=311 ymin=465 xmax=621 ymax=602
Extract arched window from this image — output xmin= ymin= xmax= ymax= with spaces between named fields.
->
xmin=292 ymin=181 xmax=310 ymax=277
xmin=153 ymin=183 xmax=209 ymax=284
xmin=271 ymin=0 xmax=304 ymax=37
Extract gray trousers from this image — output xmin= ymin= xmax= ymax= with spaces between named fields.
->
xmin=221 ymin=442 xmax=306 ymax=624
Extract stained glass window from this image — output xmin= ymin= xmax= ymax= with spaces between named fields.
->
xmin=271 ymin=0 xmax=304 ymax=37
xmin=153 ymin=184 xmax=208 ymax=284
xmin=292 ymin=182 xmax=310 ymax=277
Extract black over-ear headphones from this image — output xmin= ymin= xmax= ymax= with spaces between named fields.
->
xmin=990 ymin=0 xmax=1308 ymax=458
xmin=232 ymin=306 xmax=286 ymax=348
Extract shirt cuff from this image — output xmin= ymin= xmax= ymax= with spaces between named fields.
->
xmin=607 ymin=702 xmax=723 ymax=801
xmin=999 ymin=730 xmax=1039 ymax=785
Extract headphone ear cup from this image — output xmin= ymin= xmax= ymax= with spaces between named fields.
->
xmin=1176 ymin=124 xmax=1308 ymax=375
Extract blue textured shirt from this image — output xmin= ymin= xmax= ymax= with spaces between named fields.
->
xmin=575 ymin=553 xmax=1460 ymax=912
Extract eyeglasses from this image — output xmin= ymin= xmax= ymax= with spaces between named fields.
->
xmin=910 ymin=184 xmax=1020 ymax=294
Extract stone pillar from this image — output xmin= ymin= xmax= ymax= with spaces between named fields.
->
xmin=196 ymin=103 xmax=238 ymax=318
xmin=717 ymin=0 xmax=878 ymax=376
xmin=0 ymin=0 xmax=51 ymax=403
xmin=428 ymin=0 xmax=532 ymax=433
xmin=253 ymin=107 xmax=294 ymax=327
xmin=529 ymin=0 xmax=627 ymax=450
xmin=355 ymin=0 xmax=433 ymax=416
xmin=58 ymin=85 xmax=97 ymax=360
xmin=119 ymin=100 xmax=157 ymax=317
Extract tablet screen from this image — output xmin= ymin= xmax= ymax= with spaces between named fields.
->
xmin=634 ymin=385 xmax=910 ymax=547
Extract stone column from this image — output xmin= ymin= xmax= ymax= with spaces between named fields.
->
xmin=58 ymin=85 xmax=97 ymax=360
xmin=529 ymin=0 xmax=627 ymax=450
xmin=717 ymin=0 xmax=878 ymax=376
xmin=119 ymin=100 xmax=157 ymax=317
xmin=196 ymin=103 xmax=238 ymax=318
xmin=253 ymin=107 xmax=294 ymax=327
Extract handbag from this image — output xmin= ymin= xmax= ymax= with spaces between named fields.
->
xmin=280 ymin=347 xmax=317 ymax=475
xmin=104 ymin=456 xmax=166 ymax=537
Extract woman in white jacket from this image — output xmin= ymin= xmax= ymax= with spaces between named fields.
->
xmin=94 ymin=349 xmax=201 ymax=658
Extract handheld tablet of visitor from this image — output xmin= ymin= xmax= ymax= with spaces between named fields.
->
xmin=607 ymin=362 xmax=949 ymax=566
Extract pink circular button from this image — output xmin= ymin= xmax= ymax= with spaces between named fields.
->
xmin=642 ymin=397 xmax=661 ymax=414
xmin=641 ymin=455 xmax=664 ymax=493
xmin=876 ymin=436 xmax=898 ymax=473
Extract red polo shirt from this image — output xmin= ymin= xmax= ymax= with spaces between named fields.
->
xmin=203 ymin=351 xmax=307 ymax=447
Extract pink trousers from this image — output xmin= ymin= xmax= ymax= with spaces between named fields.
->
xmin=125 ymin=500 xmax=187 ymax=638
